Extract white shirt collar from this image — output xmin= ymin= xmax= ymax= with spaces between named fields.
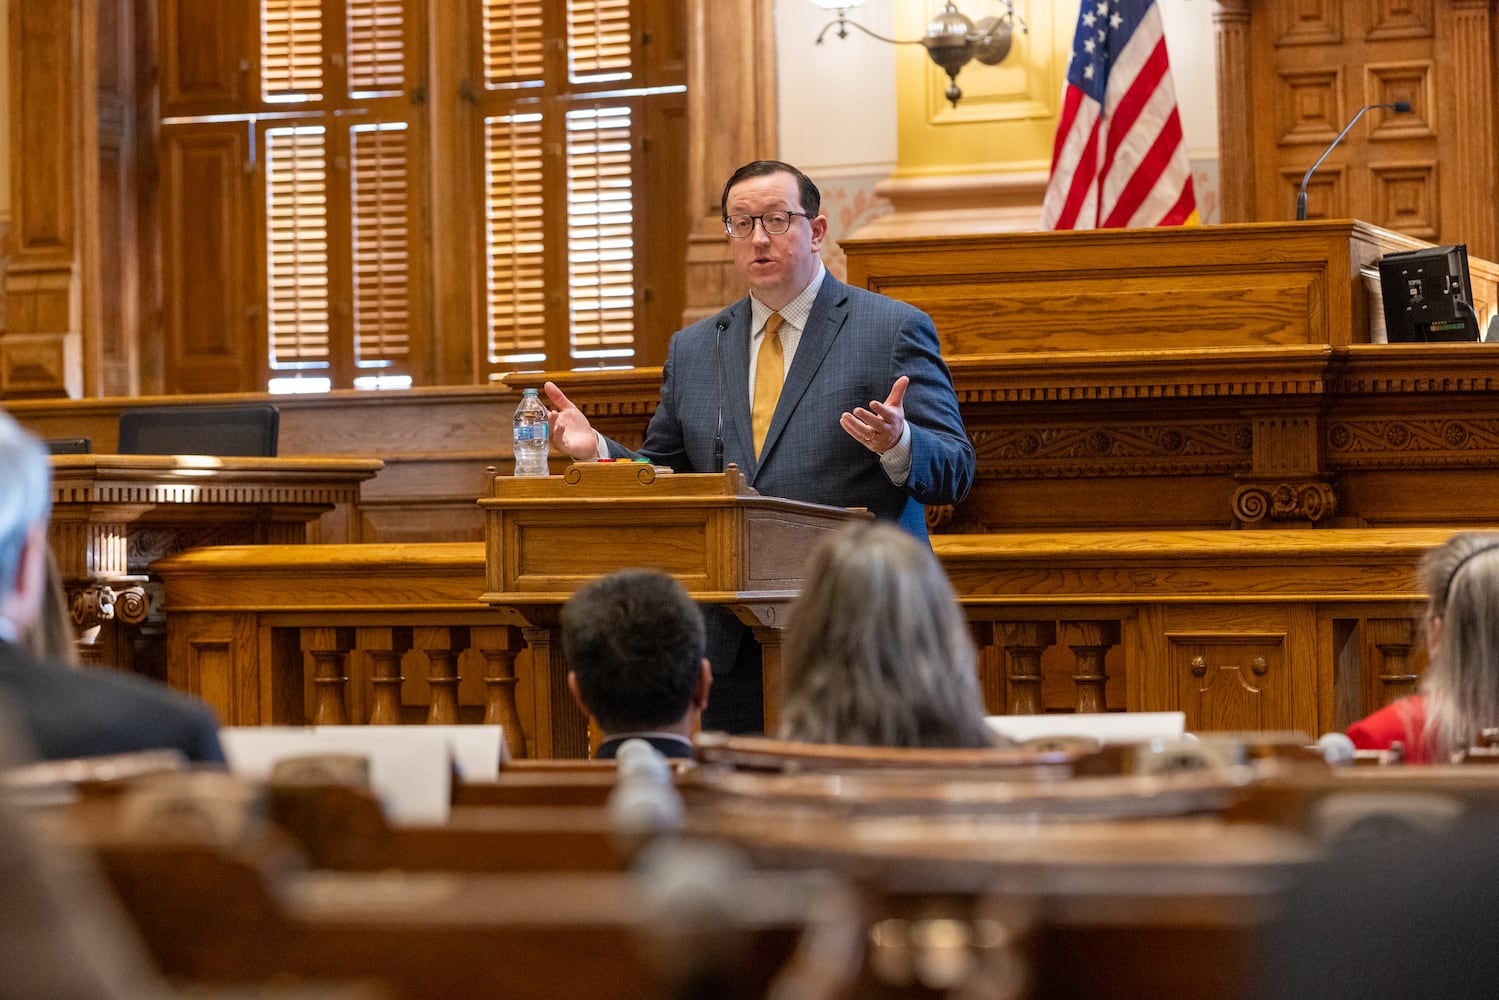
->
xmin=750 ymin=262 xmax=826 ymax=334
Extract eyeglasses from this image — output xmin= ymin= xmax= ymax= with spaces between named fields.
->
xmin=722 ymin=211 xmax=814 ymax=239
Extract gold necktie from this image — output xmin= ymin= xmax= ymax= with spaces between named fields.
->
xmin=751 ymin=312 xmax=785 ymax=458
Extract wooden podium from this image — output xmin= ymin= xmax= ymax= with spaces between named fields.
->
xmin=478 ymin=462 xmax=870 ymax=758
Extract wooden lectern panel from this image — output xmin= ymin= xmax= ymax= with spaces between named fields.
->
xmin=479 ymin=463 xmax=870 ymax=754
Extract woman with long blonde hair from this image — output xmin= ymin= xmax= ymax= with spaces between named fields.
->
xmin=777 ymin=521 xmax=994 ymax=748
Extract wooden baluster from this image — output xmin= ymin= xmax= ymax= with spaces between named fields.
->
xmin=1370 ymin=618 xmax=1420 ymax=708
xmin=304 ymin=627 xmax=356 ymax=725
xmin=359 ymin=626 xmax=413 ymax=725
xmin=1000 ymin=621 xmax=1057 ymax=715
xmin=474 ymin=625 xmax=528 ymax=759
xmin=416 ymin=626 xmax=470 ymax=725
xmin=1063 ymin=620 xmax=1120 ymax=714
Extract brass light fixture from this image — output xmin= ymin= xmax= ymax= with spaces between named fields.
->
xmin=811 ymin=0 xmax=1028 ymax=108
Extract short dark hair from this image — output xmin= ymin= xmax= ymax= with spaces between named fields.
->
xmin=560 ymin=569 xmax=707 ymax=733
xmin=720 ymin=160 xmax=821 ymax=219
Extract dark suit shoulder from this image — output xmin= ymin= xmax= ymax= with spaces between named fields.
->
xmin=0 ymin=644 xmax=225 ymax=764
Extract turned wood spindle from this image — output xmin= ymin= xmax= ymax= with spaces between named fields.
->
xmin=304 ymin=627 xmax=356 ymax=726
xmin=474 ymin=625 xmax=528 ymax=760
xmin=1064 ymin=620 xmax=1121 ymax=714
xmin=1000 ymin=621 xmax=1057 ymax=715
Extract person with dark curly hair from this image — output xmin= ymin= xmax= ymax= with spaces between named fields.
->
xmin=562 ymin=568 xmax=711 ymax=760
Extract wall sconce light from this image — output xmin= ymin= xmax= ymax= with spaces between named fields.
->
xmin=811 ymin=0 xmax=1028 ymax=108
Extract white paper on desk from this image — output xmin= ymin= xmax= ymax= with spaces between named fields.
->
xmin=219 ymin=725 xmax=501 ymax=825
xmin=372 ymin=725 xmax=504 ymax=781
xmin=985 ymin=711 xmax=1186 ymax=745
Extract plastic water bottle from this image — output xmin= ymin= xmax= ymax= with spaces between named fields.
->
xmin=512 ymin=387 xmax=550 ymax=477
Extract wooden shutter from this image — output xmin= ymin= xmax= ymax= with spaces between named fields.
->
xmin=262 ymin=0 xmax=324 ymax=102
xmin=484 ymin=114 xmax=547 ymax=363
xmin=483 ymin=0 xmax=546 ymax=85
xmin=159 ymin=123 xmax=257 ymax=393
xmin=351 ymin=122 xmax=411 ymax=375
xmin=158 ymin=1 xmax=254 ymax=117
xmin=566 ymin=105 xmax=636 ymax=361
xmin=567 ymin=0 xmax=632 ymax=83
xmin=347 ymin=0 xmax=405 ymax=94
xmin=265 ymin=126 xmax=331 ymax=377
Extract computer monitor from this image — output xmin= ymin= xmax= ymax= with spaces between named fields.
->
xmin=1378 ymin=244 xmax=1480 ymax=342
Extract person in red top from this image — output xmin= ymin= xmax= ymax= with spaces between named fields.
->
xmin=1347 ymin=531 xmax=1499 ymax=763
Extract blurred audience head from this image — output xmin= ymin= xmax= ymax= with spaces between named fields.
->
xmin=778 ymin=521 xmax=994 ymax=748
xmin=0 ymin=412 xmax=53 ymax=644
xmin=1417 ymin=531 xmax=1499 ymax=760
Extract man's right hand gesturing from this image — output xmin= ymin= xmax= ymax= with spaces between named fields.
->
xmin=543 ymin=382 xmax=603 ymax=460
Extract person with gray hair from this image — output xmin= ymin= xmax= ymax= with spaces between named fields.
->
xmin=0 ymin=409 xmax=225 ymax=763
xmin=1348 ymin=530 xmax=1499 ymax=763
xmin=777 ymin=520 xmax=995 ymax=749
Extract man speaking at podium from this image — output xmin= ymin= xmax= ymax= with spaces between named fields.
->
xmin=544 ymin=159 xmax=975 ymax=733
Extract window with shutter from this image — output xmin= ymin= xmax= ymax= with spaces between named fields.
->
xmin=485 ymin=114 xmax=547 ymax=364
xmin=262 ymin=0 xmax=323 ymax=102
xmin=266 ymin=126 xmax=332 ymax=378
xmin=476 ymin=0 xmax=683 ymax=377
xmin=566 ymin=105 xmax=635 ymax=361
xmin=155 ymin=0 xmax=682 ymax=393
xmin=351 ymin=122 xmax=411 ymax=381
xmin=568 ymin=0 xmax=632 ymax=83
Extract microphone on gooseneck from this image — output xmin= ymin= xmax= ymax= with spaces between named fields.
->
xmin=1296 ymin=101 xmax=1413 ymax=221
xmin=713 ymin=312 xmax=729 ymax=472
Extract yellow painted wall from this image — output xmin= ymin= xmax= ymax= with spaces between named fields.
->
xmin=886 ymin=0 xmax=1218 ymax=178
xmin=892 ymin=0 xmax=1072 ymax=178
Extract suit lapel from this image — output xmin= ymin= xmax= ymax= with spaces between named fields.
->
xmin=757 ymin=278 xmax=848 ymax=466
xmin=721 ymin=300 xmax=756 ymax=471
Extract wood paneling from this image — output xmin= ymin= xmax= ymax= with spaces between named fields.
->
xmin=2 ymin=0 xmax=91 ymax=398
xmin=159 ymin=125 xmax=255 ymax=393
xmin=149 ymin=527 xmax=1437 ymax=743
xmin=1214 ymin=0 xmax=1498 ymax=260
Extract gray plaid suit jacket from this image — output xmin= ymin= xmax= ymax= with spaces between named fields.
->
xmin=607 ymin=274 xmax=975 ymax=540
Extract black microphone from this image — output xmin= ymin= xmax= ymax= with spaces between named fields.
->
xmin=1296 ymin=101 xmax=1412 ymax=221
xmin=712 ymin=312 xmax=729 ymax=472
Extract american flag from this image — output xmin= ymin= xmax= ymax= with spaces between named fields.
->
xmin=1041 ymin=0 xmax=1198 ymax=230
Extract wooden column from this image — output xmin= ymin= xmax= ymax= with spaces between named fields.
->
xmin=1211 ymin=0 xmax=1254 ymax=223
xmin=682 ymin=0 xmax=777 ymax=326
xmin=1448 ymin=0 xmax=1497 ymax=261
